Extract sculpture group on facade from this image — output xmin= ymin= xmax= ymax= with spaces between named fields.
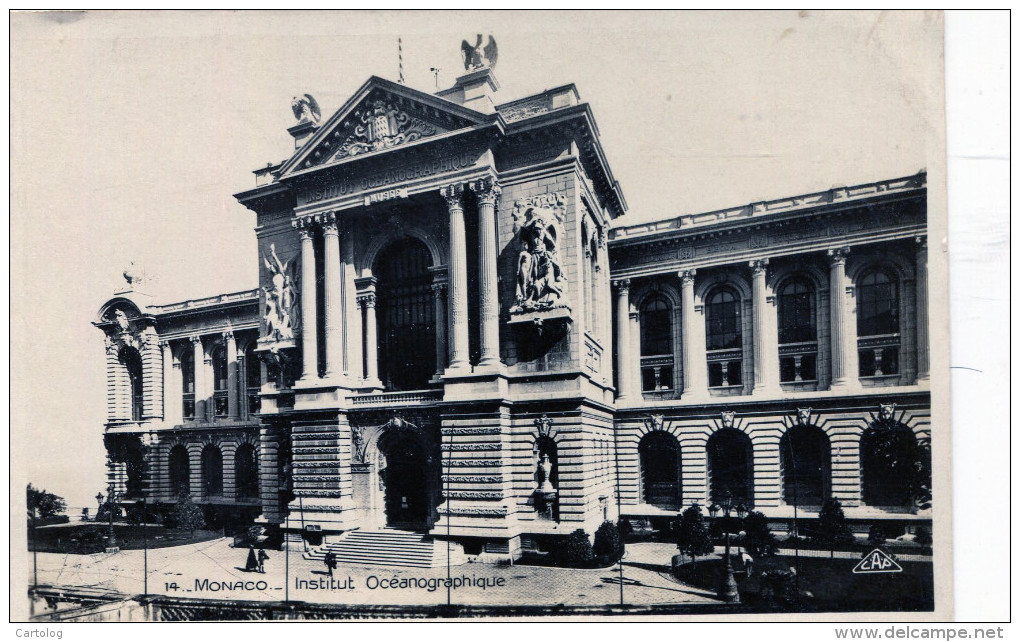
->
xmin=511 ymin=195 xmax=569 ymax=315
xmin=336 ymin=100 xmax=437 ymax=159
xmin=262 ymin=243 xmax=298 ymax=343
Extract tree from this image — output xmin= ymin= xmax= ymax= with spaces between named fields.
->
xmin=553 ymin=529 xmax=594 ymax=568
xmin=914 ymin=526 xmax=932 ymax=547
xmin=593 ymin=521 xmax=625 ymax=566
xmin=27 ymin=484 xmax=67 ymax=520
xmin=813 ymin=498 xmax=854 ymax=558
xmin=171 ymin=491 xmax=206 ymax=537
xmin=676 ymin=504 xmax=713 ymax=563
xmin=741 ymin=510 xmax=777 ymax=557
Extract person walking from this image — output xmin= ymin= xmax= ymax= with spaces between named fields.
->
xmin=245 ymin=545 xmax=259 ymax=572
xmin=324 ymin=550 xmax=337 ymax=578
xmin=257 ymin=547 xmax=270 ymax=574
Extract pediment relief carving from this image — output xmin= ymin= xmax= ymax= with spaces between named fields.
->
xmin=300 ymin=91 xmax=474 ymax=170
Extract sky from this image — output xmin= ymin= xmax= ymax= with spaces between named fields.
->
xmin=9 ymin=10 xmax=943 ymax=510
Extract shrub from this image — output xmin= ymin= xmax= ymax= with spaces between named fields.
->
xmin=914 ymin=526 xmax=932 ymax=547
xmin=754 ymin=569 xmax=798 ymax=610
xmin=171 ymin=492 xmax=206 ymax=537
xmin=676 ymin=504 xmax=714 ymax=562
xmin=812 ymin=499 xmax=854 ymax=557
xmin=617 ymin=518 xmax=634 ymax=540
xmin=592 ymin=521 xmax=625 ymax=565
xmin=741 ymin=511 xmax=777 ymax=557
xmin=552 ymin=529 xmax=594 ymax=568
xmin=867 ymin=524 xmax=886 ymax=547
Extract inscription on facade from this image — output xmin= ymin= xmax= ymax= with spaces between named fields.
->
xmin=297 ymin=152 xmax=476 ymax=205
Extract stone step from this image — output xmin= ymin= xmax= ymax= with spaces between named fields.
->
xmin=302 ymin=529 xmax=465 ymax=568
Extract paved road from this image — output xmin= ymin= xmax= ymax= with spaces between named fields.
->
xmin=30 ymin=539 xmax=720 ymax=607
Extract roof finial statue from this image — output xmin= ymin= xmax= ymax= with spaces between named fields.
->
xmin=461 ymin=34 xmax=498 ymax=71
xmin=122 ymin=261 xmax=144 ymax=288
xmin=291 ymin=94 xmax=321 ymax=124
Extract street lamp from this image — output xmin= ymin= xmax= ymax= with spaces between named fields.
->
xmin=712 ymin=491 xmax=744 ymax=604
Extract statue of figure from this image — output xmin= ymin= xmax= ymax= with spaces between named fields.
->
xmin=461 ymin=34 xmax=498 ymax=71
xmin=114 ymin=309 xmax=130 ymax=333
xmin=512 ymin=205 xmax=567 ymax=313
xmin=262 ymin=243 xmax=298 ymax=342
xmin=291 ymin=94 xmax=321 ymax=124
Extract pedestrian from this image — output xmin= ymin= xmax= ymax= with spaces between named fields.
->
xmin=245 ymin=545 xmax=258 ymax=572
xmin=324 ymin=551 xmax=337 ymax=578
xmin=258 ymin=547 xmax=270 ymax=574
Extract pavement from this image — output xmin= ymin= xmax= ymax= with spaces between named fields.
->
xmin=29 ymin=539 xmax=721 ymax=607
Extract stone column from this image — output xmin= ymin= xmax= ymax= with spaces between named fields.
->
xmin=828 ymin=247 xmax=854 ymax=388
xmin=613 ymin=279 xmax=633 ymax=402
xmin=236 ymin=353 xmax=248 ymax=420
xmin=442 ymin=183 xmax=469 ymax=372
xmin=225 ymin=331 xmax=239 ymax=420
xmin=341 ymin=226 xmax=358 ymax=378
xmin=473 ymin=178 xmax=501 ymax=369
xmin=679 ymin=269 xmax=706 ymax=398
xmin=915 ymin=236 xmax=929 ymax=381
xmin=322 ymin=214 xmax=344 ymax=380
xmin=202 ymin=342 xmax=215 ymax=421
xmin=750 ymin=259 xmax=781 ymax=395
xmin=296 ymin=221 xmax=319 ymax=381
xmin=160 ymin=340 xmax=179 ymax=424
xmin=432 ymin=282 xmax=448 ymax=377
xmin=359 ymin=293 xmax=380 ymax=385
xmin=191 ymin=336 xmax=206 ymax=420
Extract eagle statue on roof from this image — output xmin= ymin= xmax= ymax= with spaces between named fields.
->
xmin=461 ymin=34 xmax=498 ymax=71
xmin=291 ymin=94 xmax=321 ymax=124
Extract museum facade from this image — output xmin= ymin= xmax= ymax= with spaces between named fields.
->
xmin=95 ymin=61 xmax=932 ymax=563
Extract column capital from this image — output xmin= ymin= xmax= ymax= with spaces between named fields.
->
xmin=189 ymin=335 xmax=203 ymax=346
xmin=470 ymin=176 xmax=501 ymax=205
xmin=678 ymin=269 xmax=697 ymax=285
xmin=321 ymin=217 xmax=339 ymax=236
xmin=749 ymin=258 xmax=769 ymax=275
xmin=440 ymin=183 xmax=466 ymax=208
xmin=430 ymin=282 xmax=448 ymax=297
xmin=612 ymin=278 xmax=631 ymax=292
xmin=158 ymin=339 xmax=171 ymax=348
xmin=222 ymin=329 xmax=235 ymax=341
xmin=357 ymin=292 xmax=377 ymax=309
xmin=827 ymin=246 xmax=851 ymax=265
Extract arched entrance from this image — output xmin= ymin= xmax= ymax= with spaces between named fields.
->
xmin=374 ymin=238 xmax=436 ymax=391
xmin=361 ymin=420 xmax=438 ymax=531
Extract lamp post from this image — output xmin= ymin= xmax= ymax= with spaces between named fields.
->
xmin=100 ymin=483 xmax=118 ymax=551
xmin=710 ymin=491 xmax=744 ymax=604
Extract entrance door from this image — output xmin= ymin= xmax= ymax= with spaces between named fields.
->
xmin=377 ymin=430 xmax=430 ymax=530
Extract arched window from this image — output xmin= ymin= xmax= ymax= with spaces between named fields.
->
xmin=639 ymin=431 xmax=681 ymax=509
xmin=180 ymin=349 xmax=195 ymax=420
xmin=168 ymin=445 xmax=190 ymax=496
xmin=705 ymin=287 xmax=742 ymax=387
xmin=707 ymin=428 xmax=753 ymax=507
xmin=857 ymin=270 xmax=900 ymax=377
xmin=211 ymin=345 xmax=228 ymax=417
xmin=234 ymin=443 xmax=259 ymax=499
xmin=534 ymin=436 xmax=559 ymax=521
xmin=860 ymin=423 xmax=925 ymax=507
xmin=244 ymin=343 xmax=261 ymax=415
xmin=640 ymin=295 xmax=674 ymax=392
xmin=120 ymin=347 xmax=144 ymax=421
xmin=374 ymin=238 xmax=436 ymax=391
xmin=780 ymin=425 xmax=830 ymax=506
xmin=201 ymin=444 xmax=223 ymax=497
xmin=777 ymin=277 xmax=817 ymax=382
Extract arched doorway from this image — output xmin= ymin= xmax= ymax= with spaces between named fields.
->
xmin=639 ymin=431 xmax=681 ymax=509
xmin=168 ymin=445 xmax=190 ymax=496
xmin=860 ymin=423 xmax=925 ymax=507
xmin=374 ymin=238 xmax=436 ymax=391
xmin=375 ymin=428 xmax=432 ymax=530
xmin=780 ymin=425 xmax=831 ymax=507
xmin=707 ymin=428 xmax=754 ymax=507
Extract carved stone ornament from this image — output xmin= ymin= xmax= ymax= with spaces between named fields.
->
xmin=535 ymin=414 xmax=553 ymax=439
xmin=721 ymin=411 xmax=736 ymax=430
xmin=334 ymin=100 xmax=437 ymax=159
xmin=351 ymin=426 xmax=367 ymax=464
xmin=261 ymin=243 xmax=299 ymax=343
xmin=796 ymin=407 xmax=813 ymax=425
xmin=879 ymin=403 xmax=897 ymax=422
xmin=510 ymin=193 xmax=569 ymax=314
xmin=645 ymin=414 xmax=664 ymax=432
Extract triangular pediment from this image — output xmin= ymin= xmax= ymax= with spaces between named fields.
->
xmin=279 ymin=77 xmax=491 ymax=177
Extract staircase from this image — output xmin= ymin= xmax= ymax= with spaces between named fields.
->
xmin=304 ymin=529 xmax=465 ymax=569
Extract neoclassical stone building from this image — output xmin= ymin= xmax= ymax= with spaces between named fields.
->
xmin=96 ymin=57 xmax=932 ymax=562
